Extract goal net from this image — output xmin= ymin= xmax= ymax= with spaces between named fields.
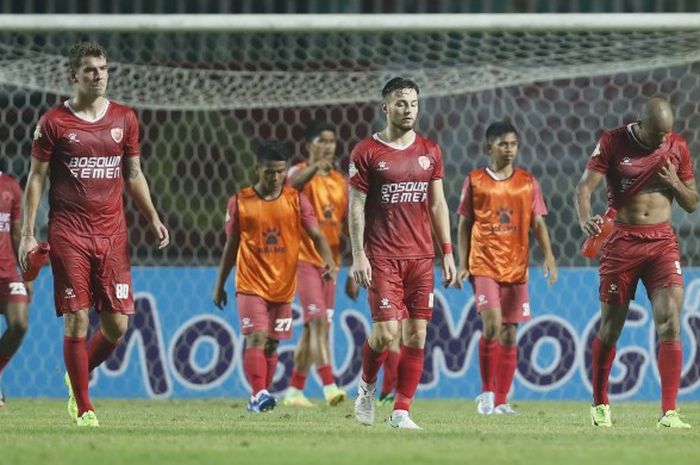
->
xmin=2 ymin=15 xmax=700 ymax=400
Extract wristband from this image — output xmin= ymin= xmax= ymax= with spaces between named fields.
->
xmin=441 ymin=243 xmax=453 ymax=255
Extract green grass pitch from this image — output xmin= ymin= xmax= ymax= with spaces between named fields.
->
xmin=1 ymin=399 xmax=698 ymax=465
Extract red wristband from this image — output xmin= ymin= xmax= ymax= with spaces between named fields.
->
xmin=441 ymin=243 xmax=453 ymax=255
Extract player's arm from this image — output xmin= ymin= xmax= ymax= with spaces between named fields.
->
xmin=19 ymin=158 xmax=49 ymax=271
xmin=532 ymin=215 xmax=558 ymax=286
xmin=340 ymin=208 xmax=360 ymax=300
xmin=428 ymin=179 xmax=457 ymax=288
xmin=11 ymin=216 xmax=33 ymax=301
xmin=348 ymin=185 xmax=371 ymax=288
xmin=657 ymin=159 xmax=698 ymax=213
xmin=456 ymin=214 xmax=473 ymax=288
xmin=574 ymin=168 xmax=606 ymax=237
xmin=212 ymin=229 xmax=239 ymax=310
xmin=123 ymin=157 xmax=169 ymax=249
xmin=305 ymin=225 xmax=338 ymax=281
xmin=289 ymin=160 xmax=328 ymax=191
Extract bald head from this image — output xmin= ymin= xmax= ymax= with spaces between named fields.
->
xmin=638 ymin=98 xmax=673 ymax=147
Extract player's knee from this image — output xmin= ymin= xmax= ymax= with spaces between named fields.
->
xmin=656 ymin=314 xmax=680 ymax=340
xmin=9 ymin=317 xmax=29 ymax=336
xmin=264 ymin=338 xmax=279 ymax=355
xmin=500 ymin=325 xmax=517 ymax=346
xmin=481 ymin=321 xmax=500 ymax=340
xmin=308 ymin=316 xmax=326 ymax=336
xmin=246 ymin=332 xmax=267 ymax=348
xmin=371 ymin=326 xmax=399 ymax=349
xmin=403 ymin=328 xmax=426 ymax=348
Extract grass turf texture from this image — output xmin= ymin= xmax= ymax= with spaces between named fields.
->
xmin=1 ymin=399 xmax=698 ymax=465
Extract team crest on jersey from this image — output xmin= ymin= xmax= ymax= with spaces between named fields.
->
xmin=376 ymin=161 xmax=389 ymax=171
xmin=620 ymin=157 xmax=632 ymax=166
xmin=33 ymin=124 xmax=43 ymax=140
xmin=418 ymin=155 xmax=431 ymax=170
xmin=110 ymin=127 xmax=124 ymax=143
xmin=67 ymin=132 xmax=80 ymax=144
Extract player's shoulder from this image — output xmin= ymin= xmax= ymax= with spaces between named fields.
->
xmin=108 ymin=100 xmax=136 ymax=114
xmin=351 ymin=135 xmax=379 ymax=153
xmin=414 ymin=133 xmax=440 ymax=150
xmin=668 ymin=132 xmax=689 ymax=148
xmin=39 ymin=103 xmax=71 ymax=125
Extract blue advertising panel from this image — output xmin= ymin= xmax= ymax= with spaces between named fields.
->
xmin=3 ymin=267 xmax=700 ymax=401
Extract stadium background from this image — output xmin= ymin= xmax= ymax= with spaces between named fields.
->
xmin=1 ymin=1 xmax=700 ymax=402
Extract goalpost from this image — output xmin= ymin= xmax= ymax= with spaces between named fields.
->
xmin=1 ymin=14 xmax=700 ymax=400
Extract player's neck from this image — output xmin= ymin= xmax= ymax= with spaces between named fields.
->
xmin=69 ymin=95 xmax=108 ymax=120
xmin=253 ymin=183 xmax=283 ymax=200
xmin=378 ymin=127 xmax=416 ymax=148
xmin=488 ymin=162 xmax=514 ymax=179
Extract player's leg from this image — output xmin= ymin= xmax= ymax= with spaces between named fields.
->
xmin=236 ymin=293 xmax=273 ymax=412
xmin=64 ymin=308 xmax=98 ymax=426
xmin=388 ymin=258 xmax=434 ymax=429
xmin=285 ymin=261 xmax=325 ymax=406
xmin=355 ymin=258 xmax=402 ymax=425
xmin=88 ymin=312 xmax=128 ymax=372
xmin=0 ymin=296 xmax=29 ymax=407
xmin=284 ymin=326 xmax=314 ymax=407
xmin=472 ymin=276 xmax=503 ymax=415
xmin=377 ymin=329 xmax=401 ymax=406
xmin=318 ymin=277 xmax=345 ymax=406
xmin=494 ymin=323 xmax=518 ymax=415
xmin=263 ymin=337 xmax=279 ymax=391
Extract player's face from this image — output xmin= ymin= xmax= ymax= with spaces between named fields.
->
xmin=72 ymin=55 xmax=108 ymax=98
xmin=307 ymin=130 xmax=337 ymax=164
xmin=256 ymin=160 xmax=289 ymax=193
xmin=487 ymin=132 xmax=519 ymax=167
xmin=383 ymin=88 xmax=418 ymax=132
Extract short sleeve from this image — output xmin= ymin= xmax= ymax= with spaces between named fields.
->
xmin=286 ymin=163 xmax=302 ymax=186
xmin=347 ymin=142 xmax=370 ymax=193
xmin=125 ymin=109 xmax=140 ymax=158
xmin=431 ymin=144 xmax=444 ymax=180
xmin=457 ymin=175 xmax=473 ymax=217
xmin=531 ymin=176 xmax=548 ymax=216
xmin=31 ymin=114 xmax=57 ymax=162
xmin=676 ymin=137 xmax=695 ymax=182
xmin=224 ymin=195 xmax=239 ymax=238
xmin=586 ymin=132 xmax=611 ymax=174
xmin=299 ymin=192 xmax=319 ymax=230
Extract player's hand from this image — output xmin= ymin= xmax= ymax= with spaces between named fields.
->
xmin=212 ymin=286 xmax=227 ymax=310
xmin=25 ymin=280 xmax=34 ymax=303
xmin=658 ymin=159 xmax=680 ymax=188
xmin=18 ymin=235 xmax=38 ymax=272
xmin=441 ymin=253 xmax=458 ymax=288
xmin=149 ymin=218 xmax=170 ymax=249
xmin=350 ymin=253 xmax=372 ymax=288
xmin=345 ymin=275 xmax=360 ymax=300
xmin=321 ymin=263 xmax=338 ymax=282
xmin=455 ymin=266 xmax=470 ymax=290
xmin=543 ymin=255 xmax=558 ymax=286
xmin=581 ymin=215 xmax=603 ymax=237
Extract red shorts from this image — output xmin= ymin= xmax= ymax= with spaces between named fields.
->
xmin=599 ymin=222 xmax=683 ymax=304
xmin=296 ymin=260 xmax=336 ymax=324
xmin=49 ymin=230 xmax=134 ymax=316
xmin=471 ymin=276 xmax=531 ymax=324
xmin=367 ymin=257 xmax=434 ymax=322
xmin=0 ymin=271 xmax=29 ymax=305
xmin=236 ymin=293 xmax=293 ymax=340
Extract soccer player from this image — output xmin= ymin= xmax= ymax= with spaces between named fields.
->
xmin=349 ymin=77 xmax=457 ymax=429
xmin=212 ymin=141 xmax=337 ymax=413
xmin=283 ymin=121 xmax=358 ymax=408
xmin=456 ymin=121 xmax=557 ymax=416
xmin=575 ymin=97 xmax=697 ymax=428
xmin=0 ymin=168 xmax=31 ymax=408
xmin=20 ymin=42 xmax=169 ymax=427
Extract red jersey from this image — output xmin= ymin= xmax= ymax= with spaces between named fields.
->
xmin=31 ymin=100 xmax=140 ymax=236
xmin=458 ymin=168 xmax=547 ymax=283
xmin=287 ymin=163 xmax=347 ymax=267
xmin=225 ymin=186 xmax=319 ymax=303
xmin=348 ymin=133 xmax=443 ymax=259
xmin=586 ymin=123 xmax=694 ymax=207
xmin=0 ymin=173 xmax=22 ymax=279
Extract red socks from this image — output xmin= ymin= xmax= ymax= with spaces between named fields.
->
xmin=289 ymin=369 xmax=307 ymax=390
xmin=479 ymin=337 xmax=499 ymax=392
xmin=658 ymin=340 xmax=682 ymax=413
xmin=265 ymin=352 xmax=278 ymax=389
xmin=87 ymin=330 xmax=119 ymax=372
xmin=591 ymin=336 xmax=616 ymax=405
xmin=361 ymin=341 xmax=388 ymax=384
xmin=381 ymin=350 xmax=400 ymax=395
xmin=495 ymin=345 xmax=517 ymax=406
xmin=317 ymin=364 xmax=335 ymax=386
xmin=0 ymin=355 xmax=10 ymax=375
xmin=63 ymin=336 xmax=94 ymax=415
xmin=243 ymin=348 xmax=266 ymax=396
xmin=393 ymin=345 xmax=424 ymax=412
